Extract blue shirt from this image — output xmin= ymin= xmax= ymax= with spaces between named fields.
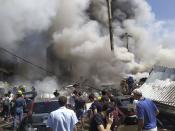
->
xmin=15 ymin=97 xmax=26 ymax=109
xmin=137 ymin=98 xmax=158 ymax=130
xmin=47 ymin=106 xmax=78 ymax=131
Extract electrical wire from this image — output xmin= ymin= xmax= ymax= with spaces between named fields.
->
xmin=0 ymin=47 xmax=111 ymax=92
xmin=0 ymin=47 xmax=54 ymax=75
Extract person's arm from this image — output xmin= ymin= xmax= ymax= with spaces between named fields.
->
xmin=47 ymin=127 xmax=52 ymax=131
xmin=156 ymin=109 xmax=159 ymax=115
xmin=154 ymin=104 xmax=159 ymax=116
xmin=47 ymin=114 xmax=53 ymax=131
xmin=136 ymin=104 xmax=144 ymax=131
xmin=151 ymin=100 xmax=159 ymax=116
xmin=72 ymin=111 xmax=79 ymax=131
xmin=97 ymin=114 xmax=113 ymax=131
xmin=73 ymin=125 xmax=77 ymax=131
xmin=84 ymin=102 xmax=87 ymax=111
xmin=137 ymin=119 xmax=144 ymax=131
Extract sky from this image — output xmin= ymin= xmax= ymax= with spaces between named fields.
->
xmin=147 ymin=0 xmax=175 ymax=20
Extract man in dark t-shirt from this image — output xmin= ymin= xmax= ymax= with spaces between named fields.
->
xmin=89 ymin=103 xmax=113 ymax=131
xmin=74 ymin=92 xmax=86 ymax=129
xmin=89 ymin=113 xmax=105 ymax=131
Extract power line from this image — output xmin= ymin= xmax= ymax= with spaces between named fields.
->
xmin=0 ymin=47 xmax=54 ymax=75
xmin=0 ymin=47 xmax=106 ymax=92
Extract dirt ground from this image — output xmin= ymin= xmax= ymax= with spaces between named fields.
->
xmin=77 ymin=122 xmax=170 ymax=131
xmin=0 ymin=118 xmax=171 ymax=131
xmin=117 ymin=125 xmax=170 ymax=131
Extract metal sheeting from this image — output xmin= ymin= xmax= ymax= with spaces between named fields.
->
xmin=139 ymin=66 xmax=175 ymax=107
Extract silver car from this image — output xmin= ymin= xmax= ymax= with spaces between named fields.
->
xmin=22 ymin=100 xmax=60 ymax=131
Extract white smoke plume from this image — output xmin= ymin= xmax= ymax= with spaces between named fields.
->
xmin=51 ymin=0 xmax=175 ymax=85
xmin=0 ymin=0 xmax=59 ymax=81
xmin=34 ymin=76 xmax=59 ymax=99
xmin=0 ymin=0 xmax=58 ymax=49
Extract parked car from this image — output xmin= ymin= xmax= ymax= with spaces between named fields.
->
xmin=115 ymin=95 xmax=137 ymax=125
xmin=20 ymin=99 xmax=59 ymax=131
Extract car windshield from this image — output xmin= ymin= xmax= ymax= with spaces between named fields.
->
xmin=32 ymin=101 xmax=59 ymax=114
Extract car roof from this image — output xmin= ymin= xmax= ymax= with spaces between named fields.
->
xmin=34 ymin=98 xmax=58 ymax=103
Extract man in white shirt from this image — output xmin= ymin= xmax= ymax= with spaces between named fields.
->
xmin=47 ymin=96 xmax=78 ymax=131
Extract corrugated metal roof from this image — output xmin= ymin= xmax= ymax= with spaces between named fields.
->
xmin=139 ymin=66 xmax=175 ymax=107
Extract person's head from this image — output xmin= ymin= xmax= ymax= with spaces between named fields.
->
xmin=101 ymin=90 xmax=107 ymax=96
xmin=89 ymin=93 xmax=95 ymax=101
xmin=131 ymin=88 xmax=142 ymax=100
xmin=58 ymin=96 xmax=67 ymax=106
xmin=53 ymin=90 xmax=59 ymax=97
xmin=101 ymin=95 xmax=110 ymax=103
xmin=78 ymin=91 xmax=82 ymax=97
xmin=8 ymin=91 xmax=11 ymax=95
xmin=32 ymin=86 xmax=36 ymax=91
xmin=102 ymin=103 xmax=114 ymax=116
xmin=73 ymin=90 xmax=78 ymax=95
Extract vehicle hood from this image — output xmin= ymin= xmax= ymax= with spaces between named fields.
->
xmin=32 ymin=113 xmax=49 ymax=126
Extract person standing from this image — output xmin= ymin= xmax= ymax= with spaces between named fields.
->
xmin=89 ymin=103 xmax=113 ymax=131
xmin=13 ymin=90 xmax=26 ymax=129
xmin=2 ymin=94 xmax=10 ymax=121
xmin=47 ymin=96 xmax=78 ymax=131
xmin=127 ymin=76 xmax=134 ymax=94
xmin=74 ymin=92 xmax=86 ymax=129
xmin=132 ymin=89 xmax=159 ymax=131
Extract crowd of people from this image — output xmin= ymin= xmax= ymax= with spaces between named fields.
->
xmin=0 ymin=77 xmax=159 ymax=131
xmin=48 ymin=87 xmax=159 ymax=131
xmin=47 ymin=83 xmax=160 ymax=131
xmin=0 ymin=86 xmax=36 ymax=130
xmin=48 ymin=89 xmax=126 ymax=131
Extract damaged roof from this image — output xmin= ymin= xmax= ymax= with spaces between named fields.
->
xmin=139 ymin=66 xmax=175 ymax=107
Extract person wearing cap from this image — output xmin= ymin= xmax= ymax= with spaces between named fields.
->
xmin=47 ymin=96 xmax=78 ymax=131
xmin=132 ymin=89 xmax=159 ymax=131
xmin=13 ymin=90 xmax=26 ymax=129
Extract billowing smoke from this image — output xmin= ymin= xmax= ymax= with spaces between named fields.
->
xmin=0 ymin=0 xmax=58 ymax=49
xmin=0 ymin=0 xmax=58 ymax=81
xmin=1 ymin=0 xmax=175 ymax=91
xmin=34 ymin=76 xmax=59 ymax=99
xmin=51 ymin=0 xmax=175 ymax=86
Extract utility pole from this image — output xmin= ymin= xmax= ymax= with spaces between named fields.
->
xmin=121 ymin=33 xmax=132 ymax=51
xmin=106 ymin=0 xmax=114 ymax=51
